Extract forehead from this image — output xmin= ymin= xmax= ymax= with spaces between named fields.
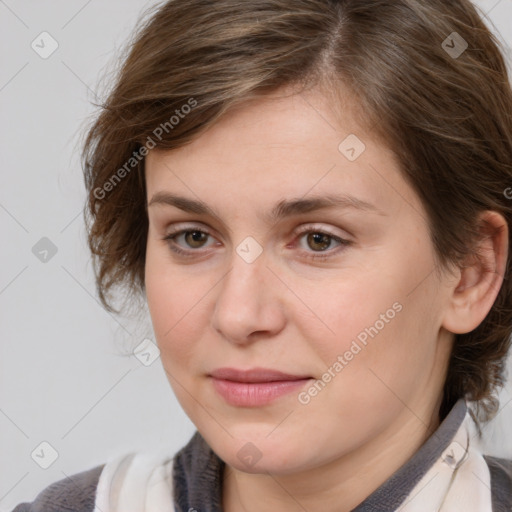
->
xmin=144 ymin=86 xmax=421 ymax=222
xmin=150 ymin=86 xmax=366 ymax=162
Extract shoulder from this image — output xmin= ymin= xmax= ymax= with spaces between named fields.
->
xmin=483 ymin=455 xmax=512 ymax=511
xmin=11 ymin=463 xmax=105 ymax=512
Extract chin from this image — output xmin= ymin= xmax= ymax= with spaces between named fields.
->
xmin=209 ymin=433 xmax=315 ymax=475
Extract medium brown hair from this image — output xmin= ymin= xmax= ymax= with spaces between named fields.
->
xmin=82 ymin=0 xmax=512 ymax=421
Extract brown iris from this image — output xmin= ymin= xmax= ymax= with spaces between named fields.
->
xmin=306 ymin=233 xmax=331 ymax=251
xmin=184 ymin=231 xmax=208 ymax=248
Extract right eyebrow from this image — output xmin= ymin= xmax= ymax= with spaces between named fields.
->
xmin=148 ymin=192 xmax=219 ymax=218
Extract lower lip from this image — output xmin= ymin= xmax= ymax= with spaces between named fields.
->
xmin=211 ymin=377 xmax=312 ymax=407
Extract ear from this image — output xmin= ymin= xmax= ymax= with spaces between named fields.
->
xmin=442 ymin=210 xmax=509 ymax=334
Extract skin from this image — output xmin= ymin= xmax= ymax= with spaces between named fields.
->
xmin=144 ymin=84 xmax=508 ymax=512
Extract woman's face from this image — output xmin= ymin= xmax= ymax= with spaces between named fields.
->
xmin=144 ymin=85 xmax=456 ymax=475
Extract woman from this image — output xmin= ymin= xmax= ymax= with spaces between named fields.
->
xmin=13 ymin=0 xmax=512 ymax=510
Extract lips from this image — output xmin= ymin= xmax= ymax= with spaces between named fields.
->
xmin=209 ymin=367 xmax=313 ymax=407
xmin=209 ymin=367 xmax=311 ymax=383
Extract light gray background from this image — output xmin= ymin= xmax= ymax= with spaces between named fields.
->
xmin=1 ymin=1 xmax=511 ymax=509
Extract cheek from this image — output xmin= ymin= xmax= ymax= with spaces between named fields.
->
xmin=296 ymin=273 xmax=401 ymax=361
xmin=145 ymin=247 xmax=205 ymax=366
xmin=299 ymin=254 xmax=437 ymax=381
xmin=320 ymin=286 xmax=440 ymax=417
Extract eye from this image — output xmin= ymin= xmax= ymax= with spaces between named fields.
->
xmin=163 ymin=227 xmax=215 ymax=256
xmin=293 ymin=225 xmax=352 ymax=261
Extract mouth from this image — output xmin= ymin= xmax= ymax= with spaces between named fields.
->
xmin=209 ymin=367 xmax=313 ymax=407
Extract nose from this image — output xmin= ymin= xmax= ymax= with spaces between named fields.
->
xmin=211 ymin=248 xmax=286 ymax=345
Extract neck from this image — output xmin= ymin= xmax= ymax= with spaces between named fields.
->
xmin=222 ymin=400 xmax=442 ymax=512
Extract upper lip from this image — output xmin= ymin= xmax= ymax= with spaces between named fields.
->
xmin=210 ymin=367 xmax=311 ymax=383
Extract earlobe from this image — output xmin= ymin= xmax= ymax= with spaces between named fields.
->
xmin=442 ymin=211 xmax=509 ymax=335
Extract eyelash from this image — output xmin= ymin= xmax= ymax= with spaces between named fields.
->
xmin=162 ymin=225 xmax=352 ymax=262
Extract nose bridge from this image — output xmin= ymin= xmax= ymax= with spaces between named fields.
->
xmin=224 ymin=233 xmax=268 ymax=292
xmin=212 ymin=239 xmax=284 ymax=342
xmin=218 ymin=241 xmax=268 ymax=313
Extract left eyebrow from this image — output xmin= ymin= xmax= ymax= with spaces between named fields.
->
xmin=147 ymin=192 xmax=386 ymax=225
xmin=263 ymin=195 xmax=386 ymax=223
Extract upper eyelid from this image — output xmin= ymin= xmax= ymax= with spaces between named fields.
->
xmin=165 ymin=222 xmax=219 ymax=240
xmin=293 ymin=224 xmax=348 ymax=238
